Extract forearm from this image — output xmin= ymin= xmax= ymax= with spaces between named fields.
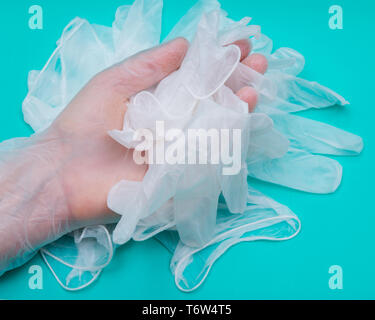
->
xmin=0 ymin=133 xmax=75 ymax=272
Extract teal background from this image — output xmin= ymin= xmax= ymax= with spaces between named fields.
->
xmin=0 ymin=0 xmax=373 ymax=299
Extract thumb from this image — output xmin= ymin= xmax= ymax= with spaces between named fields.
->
xmin=109 ymin=37 xmax=189 ymax=99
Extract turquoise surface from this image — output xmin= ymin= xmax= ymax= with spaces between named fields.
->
xmin=0 ymin=0 xmax=373 ymax=299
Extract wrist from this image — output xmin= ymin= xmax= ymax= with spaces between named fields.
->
xmin=0 ymin=133 xmax=75 ymax=267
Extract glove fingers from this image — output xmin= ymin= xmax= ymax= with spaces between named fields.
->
xmin=156 ymin=186 xmax=300 ymax=292
xmin=270 ymin=112 xmax=363 ymax=156
xmin=269 ymin=74 xmax=349 ymax=112
xmin=248 ymin=148 xmax=343 ymax=194
xmin=112 ymin=0 xmax=163 ymax=59
xmin=267 ymin=47 xmax=305 ymax=76
xmin=40 ymin=225 xmax=113 ymax=291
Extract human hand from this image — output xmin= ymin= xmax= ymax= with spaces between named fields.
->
xmin=0 ymin=37 xmax=268 ymax=273
xmin=48 ymin=37 xmax=268 ymax=226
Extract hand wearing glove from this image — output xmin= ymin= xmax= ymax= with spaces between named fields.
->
xmin=0 ymin=37 xmax=268 ymax=275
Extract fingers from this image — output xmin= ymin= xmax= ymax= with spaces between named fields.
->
xmin=230 ymin=39 xmax=252 ymax=61
xmin=101 ymin=36 xmax=266 ymax=115
xmin=231 ymin=40 xmax=268 ymax=112
xmin=111 ymin=37 xmax=189 ymax=99
xmin=236 ymin=86 xmax=258 ymax=113
xmin=242 ymin=53 xmax=268 ymax=74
